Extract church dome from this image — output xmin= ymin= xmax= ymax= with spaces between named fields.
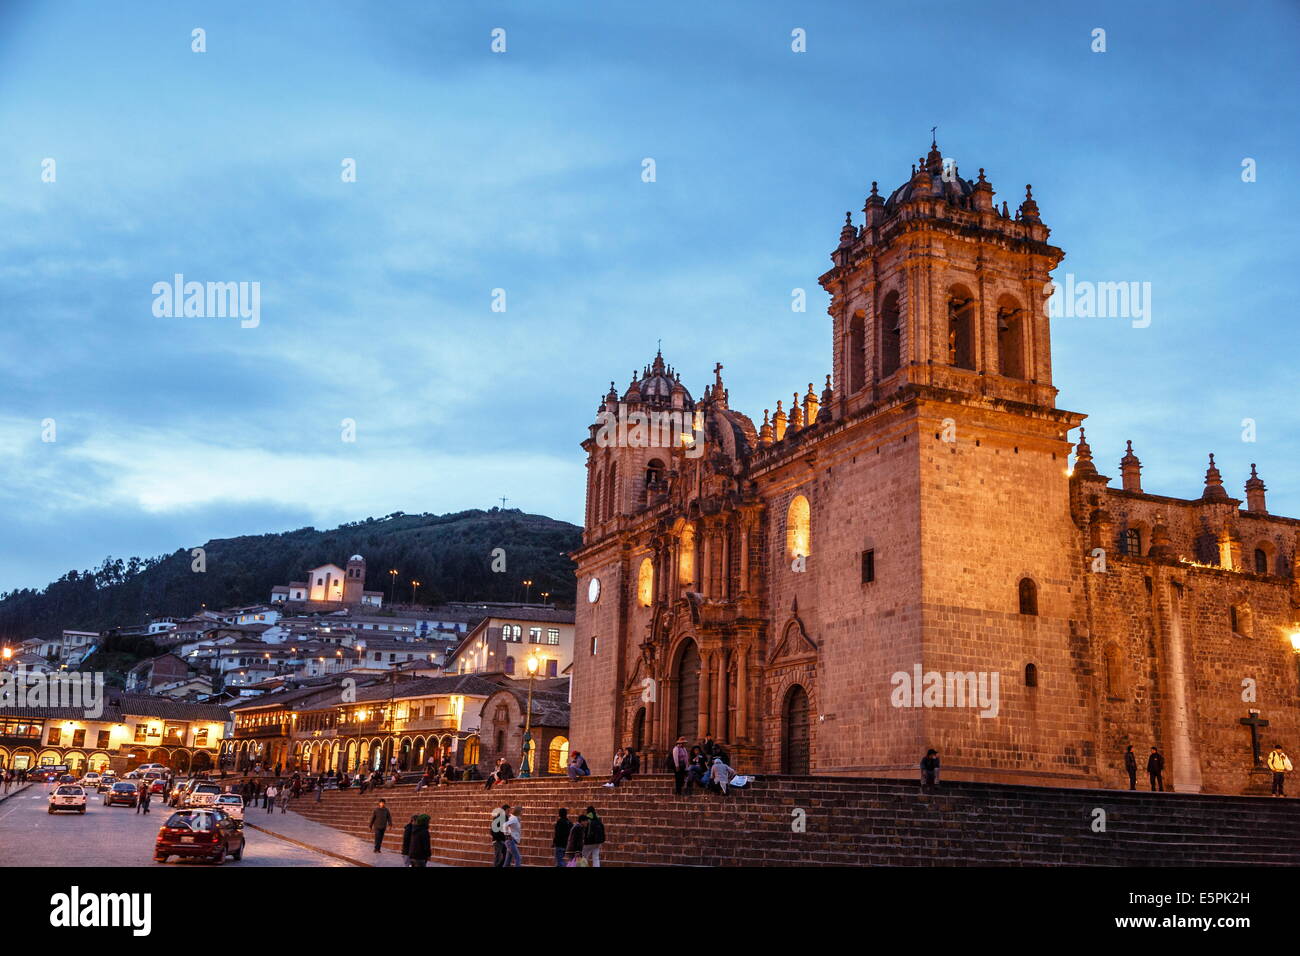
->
xmin=883 ymin=138 xmax=976 ymax=212
xmin=625 ymin=349 xmax=692 ymax=405
xmin=350 ymin=554 xmax=364 ymax=562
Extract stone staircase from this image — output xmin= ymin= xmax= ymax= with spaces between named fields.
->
xmin=288 ymin=774 xmax=1300 ymax=866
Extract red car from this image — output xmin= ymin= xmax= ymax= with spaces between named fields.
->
xmin=154 ymin=809 xmax=245 ymax=865
xmin=149 ymin=779 xmax=167 ymax=794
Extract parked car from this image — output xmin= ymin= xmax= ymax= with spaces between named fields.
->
xmin=136 ymin=763 xmax=168 ymax=774
xmin=154 ymin=809 xmax=244 ymax=864
xmin=48 ymin=785 xmax=87 ymax=814
xmin=183 ymin=782 xmax=222 ymax=808
xmin=148 ymin=779 xmax=168 ymax=795
xmin=213 ymin=794 xmax=244 ymax=821
xmin=103 ymin=781 xmax=140 ymax=807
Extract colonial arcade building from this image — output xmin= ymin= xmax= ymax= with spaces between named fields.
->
xmin=569 ymin=138 xmax=1300 ymax=795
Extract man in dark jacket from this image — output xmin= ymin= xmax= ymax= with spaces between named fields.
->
xmin=552 ymin=808 xmax=573 ymax=867
xmin=1124 ymin=745 xmax=1138 ymax=790
xmin=408 ymin=815 xmax=432 ymax=867
xmin=669 ymin=737 xmax=690 ymax=795
xmin=565 ymin=813 xmax=587 ymax=863
xmin=1147 ymin=747 xmax=1165 ymax=792
xmin=490 ymin=803 xmax=509 ymax=867
xmin=582 ymin=805 xmax=606 ymax=867
xmin=400 ymin=814 xmax=418 ymax=866
xmin=368 ymin=799 xmax=392 ymax=853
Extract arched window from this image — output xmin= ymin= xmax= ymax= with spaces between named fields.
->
xmin=679 ymin=524 xmax=696 ymax=587
xmin=1018 ymin=577 xmax=1038 ymax=616
xmin=786 ymin=495 xmax=811 ymax=561
xmin=462 ymin=736 xmax=480 ymax=767
xmin=948 ymin=290 xmax=976 ymax=370
xmin=547 ymin=736 xmax=569 ymax=775
xmin=590 ymin=471 xmax=603 ymax=525
xmin=1254 ymin=548 xmax=1269 ymax=574
xmin=996 ymin=297 xmax=1025 ymax=379
xmin=1024 ymin=663 xmax=1038 ymax=687
xmin=644 ymin=459 xmax=665 ymax=501
xmin=879 ymin=291 xmax=902 ymax=378
xmin=604 ymin=463 xmax=618 ymax=521
xmin=1125 ymin=528 xmax=1142 ymax=556
xmin=637 ymin=557 xmax=654 ymax=607
xmin=848 ymin=310 xmax=866 ymax=393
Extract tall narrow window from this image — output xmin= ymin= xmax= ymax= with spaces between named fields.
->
xmin=1254 ymin=548 xmax=1268 ymax=574
xmin=1018 ymin=577 xmax=1038 ymax=616
xmin=1024 ymin=663 xmax=1038 ymax=687
xmin=679 ymin=524 xmax=696 ymax=587
xmin=1125 ymin=528 xmax=1141 ymax=556
xmin=637 ymin=557 xmax=654 ymax=607
xmin=996 ymin=299 xmax=1025 ymax=379
xmin=848 ymin=310 xmax=866 ymax=393
xmin=879 ymin=291 xmax=902 ymax=378
xmin=786 ymin=495 xmax=811 ymax=562
xmin=604 ymin=463 xmax=617 ymax=521
xmin=861 ymin=549 xmax=875 ymax=584
xmin=948 ymin=292 xmax=976 ymax=370
xmin=644 ymin=459 xmax=665 ymax=501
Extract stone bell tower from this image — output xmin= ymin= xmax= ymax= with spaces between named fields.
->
xmin=821 ymin=135 xmax=1062 ymax=419
xmin=814 ymin=138 xmax=1092 ymax=787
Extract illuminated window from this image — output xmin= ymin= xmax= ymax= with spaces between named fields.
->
xmin=786 ymin=495 xmax=811 ymax=561
xmin=548 ymin=736 xmax=570 ymax=774
xmin=679 ymin=524 xmax=696 ymax=587
xmin=547 ymin=628 xmax=560 ymax=645
xmin=637 ymin=557 xmax=654 ymax=607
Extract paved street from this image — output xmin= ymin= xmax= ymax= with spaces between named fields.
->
xmin=0 ymin=784 xmax=351 ymax=867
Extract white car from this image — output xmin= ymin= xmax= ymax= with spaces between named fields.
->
xmin=213 ymin=794 xmax=245 ymax=820
xmin=49 ymin=785 xmax=88 ymax=814
xmin=184 ymin=782 xmax=222 ymax=808
xmin=79 ymin=772 xmax=102 ymax=789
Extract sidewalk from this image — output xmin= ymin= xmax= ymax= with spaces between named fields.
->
xmin=0 ymin=783 xmax=31 ymax=805
xmin=244 ymin=805 xmax=437 ymax=867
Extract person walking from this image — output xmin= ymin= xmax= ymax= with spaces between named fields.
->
xmin=1147 ymin=746 xmax=1165 ymax=792
xmin=1267 ymin=744 xmax=1292 ymax=796
xmin=669 ymin=737 xmax=689 ymax=796
xmin=1124 ymin=745 xmax=1138 ymax=791
xmin=565 ymin=812 xmax=588 ymax=864
xmin=315 ymin=776 xmax=324 ymax=802
xmin=504 ymin=806 xmax=522 ymax=867
xmin=265 ymin=782 xmax=277 ymax=813
xmin=490 ymin=804 xmax=509 ymax=867
xmin=920 ymin=749 xmax=940 ymax=792
xmin=368 ymin=799 xmax=392 ymax=853
xmin=278 ymin=786 xmax=290 ymax=813
xmin=582 ymin=805 xmax=605 ymax=867
xmin=409 ymin=814 xmax=432 ymax=867
xmin=137 ymin=783 xmax=152 ymax=814
xmin=552 ymin=808 xmax=573 ymax=867
xmin=400 ymin=813 xmax=418 ymax=867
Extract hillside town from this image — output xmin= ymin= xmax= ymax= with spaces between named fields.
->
xmin=0 ymin=554 xmax=575 ymax=780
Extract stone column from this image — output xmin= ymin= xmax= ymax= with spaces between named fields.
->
xmin=736 ymin=644 xmax=749 ymax=743
xmin=1161 ymin=576 xmax=1204 ymax=793
xmin=699 ymin=651 xmax=713 ymax=738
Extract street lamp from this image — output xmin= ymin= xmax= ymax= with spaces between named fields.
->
xmin=388 ymin=569 xmax=399 ymax=605
xmin=540 ymin=591 xmax=550 ymax=606
xmin=519 ymin=654 xmax=540 ymax=778
xmin=523 ymin=579 xmax=534 ymax=604
xmin=411 ymin=580 xmax=421 ymax=604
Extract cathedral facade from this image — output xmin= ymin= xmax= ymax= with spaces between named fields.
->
xmin=569 ymin=140 xmax=1299 ymax=795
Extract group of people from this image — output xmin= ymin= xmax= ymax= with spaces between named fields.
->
xmin=665 ymin=736 xmax=741 ymax=796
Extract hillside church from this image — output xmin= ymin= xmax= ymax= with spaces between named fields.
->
xmin=570 ymin=139 xmax=1300 ymax=795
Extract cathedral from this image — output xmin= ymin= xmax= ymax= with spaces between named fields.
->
xmin=569 ymin=139 xmax=1299 ymax=795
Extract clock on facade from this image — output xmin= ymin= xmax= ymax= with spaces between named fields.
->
xmin=587 ymin=577 xmax=601 ymax=603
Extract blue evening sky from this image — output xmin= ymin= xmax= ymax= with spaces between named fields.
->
xmin=1 ymin=0 xmax=1297 ymax=591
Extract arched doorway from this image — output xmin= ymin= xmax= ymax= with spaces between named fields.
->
xmin=191 ymin=751 xmax=212 ymax=773
xmin=781 ymin=684 xmax=811 ymax=775
xmin=548 ymin=736 xmax=569 ymax=775
xmin=631 ymin=708 xmax=646 ymax=752
xmin=675 ymin=639 xmax=701 ymax=741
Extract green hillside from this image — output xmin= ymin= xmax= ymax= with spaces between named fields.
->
xmin=0 ymin=508 xmax=581 ymax=639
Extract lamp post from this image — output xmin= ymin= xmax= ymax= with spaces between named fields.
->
xmin=411 ymin=580 xmax=421 ymax=605
xmin=519 ymin=654 xmax=539 ymax=778
xmin=540 ymin=591 xmax=550 ymax=606
xmin=388 ymin=569 xmax=399 ymax=606
xmin=522 ymin=579 xmax=533 ymax=604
